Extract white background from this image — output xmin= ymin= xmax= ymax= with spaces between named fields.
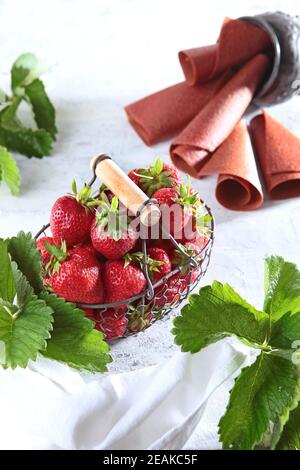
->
xmin=0 ymin=0 xmax=299 ymax=371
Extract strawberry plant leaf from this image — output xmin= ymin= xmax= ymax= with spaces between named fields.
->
xmin=0 ymin=122 xmax=53 ymax=159
xmin=0 ymin=98 xmax=53 ymax=158
xmin=0 ymin=239 xmax=16 ymax=303
xmin=0 ymin=145 xmax=21 ymax=195
xmin=270 ymin=311 xmax=300 ymax=350
xmin=25 ymin=79 xmax=57 ymax=138
xmin=219 ymin=354 xmax=299 ymax=450
xmin=11 ymin=53 xmax=40 ymax=93
xmin=7 ymin=232 xmax=44 ymax=294
xmin=0 ymin=293 xmax=53 ymax=369
xmin=264 ymin=256 xmax=300 ymax=321
xmin=172 ymin=281 xmax=269 ymax=353
xmin=276 ymin=402 xmax=300 ymax=449
xmin=11 ymin=261 xmax=33 ymax=307
xmin=40 ymin=293 xmax=111 ymax=373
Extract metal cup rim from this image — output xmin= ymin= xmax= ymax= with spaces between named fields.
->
xmin=239 ymin=15 xmax=281 ymax=102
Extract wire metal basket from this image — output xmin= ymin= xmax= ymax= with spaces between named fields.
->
xmin=35 ymin=155 xmax=214 ymax=342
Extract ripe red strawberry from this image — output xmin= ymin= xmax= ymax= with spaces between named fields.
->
xmin=36 ymin=236 xmax=55 ymax=265
xmin=153 ymin=180 xmax=200 ymax=239
xmin=46 ymin=243 xmax=104 ymax=304
xmin=128 ymin=158 xmax=182 ymax=196
xmin=147 ymin=247 xmax=171 ymax=282
xmin=50 ymin=180 xmax=99 ymax=247
xmin=152 ymin=273 xmax=182 ymax=307
xmin=95 ymin=309 xmax=127 ymax=341
xmin=82 ymin=307 xmax=127 ymax=340
xmin=103 ymin=259 xmax=147 ymax=304
xmin=69 ymin=242 xmax=98 ymax=259
xmin=91 ymin=194 xmax=137 ymax=259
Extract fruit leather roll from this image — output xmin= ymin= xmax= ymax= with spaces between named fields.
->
xmin=197 ymin=121 xmax=263 ymax=210
xmin=250 ymin=110 xmax=300 ymax=200
xmin=170 ymin=54 xmax=270 ymax=177
xmin=179 ymin=17 xmax=272 ymax=85
xmin=124 ymin=72 xmax=230 ymax=146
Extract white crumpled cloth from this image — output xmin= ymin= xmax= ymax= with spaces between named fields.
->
xmin=0 ymin=340 xmax=248 ymax=450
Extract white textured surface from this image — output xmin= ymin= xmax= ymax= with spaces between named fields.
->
xmin=0 ymin=0 xmax=300 ymax=373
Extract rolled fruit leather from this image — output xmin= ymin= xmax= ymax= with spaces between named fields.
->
xmin=195 ymin=120 xmax=263 ymax=211
xmin=249 ymin=110 xmax=300 ymax=200
xmin=170 ymin=54 xmax=270 ymax=177
xmin=179 ymin=17 xmax=272 ymax=85
xmin=124 ymin=71 xmax=231 ymax=146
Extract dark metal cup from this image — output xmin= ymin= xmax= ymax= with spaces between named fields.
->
xmin=240 ymin=11 xmax=300 ymax=106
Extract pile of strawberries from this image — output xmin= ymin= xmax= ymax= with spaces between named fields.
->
xmin=37 ymin=159 xmax=210 ymax=341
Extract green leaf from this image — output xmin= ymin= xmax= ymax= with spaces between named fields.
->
xmin=11 ymin=261 xmax=33 ymax=307
xmin=25 ymin=79 xmax=57 ymax=138
xmin=7 ymin=232 xmax=44 ymax=294
xmin=0 ymin=98 xmax=53 ymax=158
xmin=0 ymin=99 xmax=23 ymax=130
xmin=219 ymin=353 xmax=299 ymax=450
xmin=264 ymin=256 xmax=300 ymax=320
xmin=0 ymin=239 xmax=16 ymax=303
xmin=270 ymin=311 xmax=300 ymax=350
xmin=0 ymin=124 xmax=53 ymax=158
xmin=0 ymin=293 xmax=53 ymax=369
xmin=276 ymin=402 xmax=300 ymax=449
xmin=11 ymin=53 xmax=39 ymax=93
xmin=172 ymin=281 xmax=269 ymax=353
xmin=40 ymin=293 xmax=111 ymax=373
xmin=0 ymin=145 xmax=21 ymax=195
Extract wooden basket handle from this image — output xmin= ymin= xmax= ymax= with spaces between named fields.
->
xmin=91 ymin=155 xmax=161 ymax=227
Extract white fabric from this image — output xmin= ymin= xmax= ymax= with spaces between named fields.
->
xmin=0 ymin=340 xmax=247 ymax=450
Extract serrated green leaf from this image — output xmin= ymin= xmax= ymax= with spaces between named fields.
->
xmin=25 ymin=79 xmax=57 ymax=138
xmin=0 ymin=239 xmax=16 ymax=303
xmin=0 ymin=126 xmax=53 ymax=158
xmin=264 ymin=256 xmax=300 ymax=320
xmin=11 ymin=261 xmax=33 ymax=307
xmin=276 ymin=401 xmax=300 ymax=449
xmin=219 ymin=353 xmax=299 ymax=450
xmin=0 ymin=293 xmax=53 ymax=369
xmin=0 ymin=145 xmax=21 ymax=195
xmin=0 ymin=99 xmax=23 ymax=131
xmin=40 ymin=293 xmax=111 ymax=373
xmin=270 ymin=311 xmax=300 ymax=350
xmin=172 ymin=281 xmax=269 ymax=353
xmin=7 ymin=232 xmax=44 ymax=294
xmin=11 ymin=53 xmax=39 ymax=93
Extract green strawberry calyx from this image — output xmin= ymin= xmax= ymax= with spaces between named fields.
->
xmin=44 ymin=240 xmax=68 ymax=274
xmin=127 ymin=305 xmax=153 ymax=331
xmin=96 ymin=193 xmax=132 ymax=241
xmin=68 ymin=179 xmax=100 ymax=211
xmin=173 ymin=178 xmax=213 ymax=238
xmin=134 ymin=158 xmax=177 ymax=196
xmin=172 ymin=178 xmax=200 ymax=208
xmin=124 ymin=251 xmax=164 ymax=277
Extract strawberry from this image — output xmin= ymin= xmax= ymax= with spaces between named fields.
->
xmin=103 ymin=259 xmax=147 ymax=304
xmin=146 ymin=247 xmax=171 ymax=282
xmin=82 ymin=307 xmax=127 ymax=340
xmin=152 ymin=273 xmax=182 ymax=307
xmin=50 ymin=180 xmax=99 ymax=247
xmin=128 ymin=158 xmax=182 ymax=196
xmin=153 ymin=180 xmax=206 ymax=240
xmin=69 ymin=242 xmax=99 ymax=259
xmin=45 ymin=242 xmax=104 ymax=304
xmin=124 ymin=247 xmax=171 ymax=283
xmin=128 ymin=307 xmax=153 ymax=332
xmin=91 ymin=194 xmax=137 ymax=259
xmin=36 ymin=236 xmax=55 ymax=265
